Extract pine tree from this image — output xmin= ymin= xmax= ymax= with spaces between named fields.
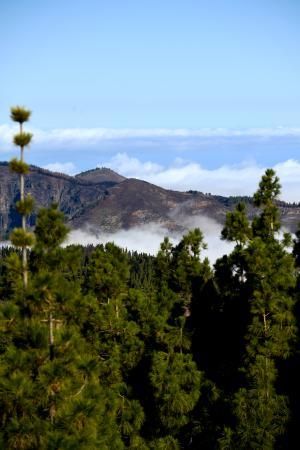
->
xmin=85 ymin=243 xmax=146 ymax=447
xmin=150 ymin=350 xmax=202 ymax=432
xmin=221 ymin=202 xmax=252 ymax=247
xmin=145 ymin=231 xmax=206 ymax=444
xmin=9 ymin=106 xmax=34 ymax=288
xmin=0 ymin=205 xmax=118 ymax=448
xmin=221 ymin=169 xmax=297 ymax=449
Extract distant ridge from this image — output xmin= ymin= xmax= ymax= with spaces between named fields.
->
xmin=0 ymin=162 xmax=299 ymax=238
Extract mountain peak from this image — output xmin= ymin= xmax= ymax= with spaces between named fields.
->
xmin=75 ymin=167 xmax=126 ymax=184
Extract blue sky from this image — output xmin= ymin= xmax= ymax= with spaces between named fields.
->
xmin=1 ymin=0 xmax=300 ymax=199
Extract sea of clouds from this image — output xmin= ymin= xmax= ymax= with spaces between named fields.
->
xmin=66 ymin=216 xmax=235 ymax=264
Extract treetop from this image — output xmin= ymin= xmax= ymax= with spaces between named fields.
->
xmin=10 ymin=106 xmax=31 ymax=124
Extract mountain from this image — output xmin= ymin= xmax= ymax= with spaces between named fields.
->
xmin=0 ymin=161 xmax=299 ymax=238
xmin=75 ymin=167 xmax=126 ymax=184
xmin=71 ymin=177 xmax=228 ymax=232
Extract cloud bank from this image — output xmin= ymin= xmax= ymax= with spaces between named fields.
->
xmin=2 ymin=124 xmax=300 ymax=150
xmin=66 ymin=216 xmax=234 ymax=264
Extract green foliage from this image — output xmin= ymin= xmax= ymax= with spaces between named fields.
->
xmin=10 ymin=228 xmax=35 ymax=248
xmin=253 ymin=168 xmax=281 ymax=206
xmin=34 ymin=204 xmax=69 ymax=252
xmin=230 ymin=237 xmax=296 ymax=448
xmin=13 ymin=132 xmax=33 ymax=147
xmin=150 ymin=352 xmax=202 ymax=432
xmin=87 ymin=242 xmax=129 ymax=300
xmin=234 ymin=371 xmax=288 ymax=450
xmin=172 ymin=228 xmax=210 ymax=304
xmin=220 ymin=169 xmax=297 ymax=449
xmin=9 ymin=157 xmax=29 ymax=174
xmin=16 ymin=195 xmax=34 ymax=216
xmin=149 ymin=436 xmax=180 ymax=449
xmin=252 ymin=169 xmax=281 ymax=238
xmin=221 ymin=202 xmax=251 ymax=246
xmin=0 ymin=206 xmax=118 ymax=448
xmin=9 ymin=105 xmax=33 ymax=289
xmin=10 ymin=105 xmax=31 ymax=123
xmin=293 ymin=225 xmax=300 ymax=267
xmin=245 ymin=238 xmax=296 ymax=360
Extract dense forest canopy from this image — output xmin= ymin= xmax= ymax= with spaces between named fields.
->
xmin=0 ymin=108 xmax=300 ymax=449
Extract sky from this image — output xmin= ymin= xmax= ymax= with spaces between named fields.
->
xmin=1 ymin=0 xmax=300 ymax=202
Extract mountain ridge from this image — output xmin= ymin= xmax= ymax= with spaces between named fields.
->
xmin=0 ymin=162 xmax=299 ymax=238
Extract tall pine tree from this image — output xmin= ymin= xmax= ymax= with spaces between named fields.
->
xmin=220 ymin=169 xmax=297 ymax=449
xmin=9 ymin=106 xmax=34 ymax=288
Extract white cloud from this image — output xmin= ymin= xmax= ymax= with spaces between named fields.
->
xmin=100 ymin=153 xmax=162 ymax=177
xmin=37 ymin=126 xmax=300 ymax=140
xmin=0 ymin=124 xmax=19 ymax=151
xmin=66 ymin=223 xmax=170 ymax=256
xmin=66 ymin=217 xmax=234 ymax=263
xmin=1 ymin=124 xmax=300 ymax=150
xmin=103 ymin=153 xmax=300 ymax=202
xmin=43 ymin=162 xmax=76 ymax=175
